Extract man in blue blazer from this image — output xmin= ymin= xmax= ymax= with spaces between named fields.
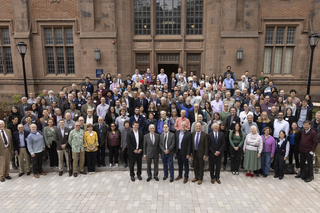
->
xmin=12 ymin=124 xmax=31 ymax=177
xmin=175 ymin=121 xmax=192 ymax=184
xmin=129 ymin=107 xmax=145 ymax=132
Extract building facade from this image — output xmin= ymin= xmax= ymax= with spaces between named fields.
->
xmin=0 ymin=0 xmax=319 ymax=98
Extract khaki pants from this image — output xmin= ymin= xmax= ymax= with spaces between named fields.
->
xmin=57 ymin=149 xmax=69 ymax=172
xmin=18 ymin=148 xmax=31 ymax=173
xmin=314 ymin=144 xmax=320 ymax=169
xmin=72 ymin=151 xmax=85 ymax=173
xmin=0 ymin=147 xmax=11 ymax=178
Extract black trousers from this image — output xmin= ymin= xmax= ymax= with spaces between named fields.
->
xmin=147 ymin=156 xmax=159 ymax=178
xmin=96 ymin=143 xmax=106 ymax=165
xmin=48 ymin=142 xmax=58 ymax=167
xmin=32 ymin=152 xmax=43 ymax=175
xmin=209 ymin=154 xmax=222 ymax=179
xmin=300 ymin=152 xmax=313 ymax=179
xmin=109 ymin=145 xmax=119 ymax=164
xmin=230 ymin=145 xmax=242 ymax=172
xmin=274 ymin=153 xmax=285 ymax=177
xmin=86 ymin=151 xmax=97 ymax=172
xmin=129 ymin=153 xmax=142 ymax=177
xmin=123 ymin=147 xmax=128 ymax=165
xmin=177 ymin=150 xmax=189 ymax=178
xmin=193 ymin=151 xmax=204 ymax=180
xmin=289 ymin=145 xmax=300 ymax=168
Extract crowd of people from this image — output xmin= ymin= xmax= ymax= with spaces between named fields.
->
xmin=0 ymin=66 xmax=319 ymax=185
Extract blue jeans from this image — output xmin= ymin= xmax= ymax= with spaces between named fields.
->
xmin=261 ymin=152 xmax=272 ymax=175
xmin=161 ymin=154 xmax=174 ymax=179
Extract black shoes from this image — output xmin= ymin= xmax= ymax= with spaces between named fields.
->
xmin=223 ymin=165 xmax=226 ymax=170
xmin=305 ymin=178 xmax=313 ymax=182
xmin=18 ymin=173 xmax=24 ymax=177
xmin=295 ymin=174 xmax=301 ymax=178
xmin=170 ymin=178 xmax=174 ymax=182
xmin=163 ymin=176 xmax=168 ymax=180
xmin=59 ymin=171 xmax=63 ymax=176
xmin=138 ymin=176 xmax=142 ymax=181
xmin=274 ymin=175 xmax=279 ymax=178
xmin=27 ymin=172 xmax=31 ymax=176
xmin=263 ymin=174 xmax=268 ymax=178
xmin=131 ymin=176 xmax=135 ymax=182
xmin=146 ymin=177 xmax=151 ymax=182
xmin=154 ymin=177 xmax=159 ymax=181
xmin=5 ymin=176 xmax=11 ymax=179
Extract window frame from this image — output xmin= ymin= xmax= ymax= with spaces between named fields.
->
xmin=0 ymin=28 xmax=13 ymax=75
xmin=263 ymin=25 xmax=296 ymax=75
xmin=134 ymin=0 xmax=151 ymax=35
xmin=43 ymin=26 xmax=75 ymax=76
xmin=156 ymin=0 xmax=182 ymax=35
xmin=186 ymin=0 xmax=203 ymax=35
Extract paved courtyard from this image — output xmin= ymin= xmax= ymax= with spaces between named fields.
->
xmin=1 ymin=169 xmax=320 ymax=213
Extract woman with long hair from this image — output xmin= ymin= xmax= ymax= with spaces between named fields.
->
xmin=43 ymin=118 xmax=58 ymax=168
xmin=202 ymin=101 xmax=213 ymax=123
xmin=229 ymin=123 xmax=244 ymax=175
xmin=304 ymin=94 xmax=313 ymax=110
xmin=288 ymin=122 xmax=301 ymax=174
xmin=284 ymin=108 xmax=295 ymax=127
xmin=148 ymin=101 xmax=158 ymax=120
xmin=105 ymin=106 xmax=119 ymax=126
xmin=106 ymin=123 xmax=121 ymax=168
xmin=256 ymin=111 xmax=273 ymax=135
xmin=274 ymin=96 xmax=286 ymax=115
xmin=217 ymin=75 xmax=223 ymax=91
xmin=285 ymin=96 xmax=296 ymax=116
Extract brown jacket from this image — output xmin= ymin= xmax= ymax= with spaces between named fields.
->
xmin=81 ymin=103 xmax=97 ymax=116
xmin=0 ymin=129 xmax=13 ymax=156
xmin=64 ymin=109 xmax=81 ymax=121
xmin=191 ymin=131 xmax=208 ymax=158
xmin=54 ymin=127 xmax=71 ymax=150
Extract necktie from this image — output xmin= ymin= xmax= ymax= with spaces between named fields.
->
xmin=215 ymin=133 xmax=218 ymax=144
xmin=141 ymin=99 xmax=143 ymax=105
xmin=164 ymin=134 xmax=167 ymax=150
xmin=152 ymin=134 xmax=154 ymax=145
xmin=51 ymin=97 xmax=53 ymax=102
xmin=195 ymin=132 xmax=199 ymax=150
xmin=2 ymin=130 xmax=8 ymax=146
xmin=99 ymin=124 xmax=102 ymax=138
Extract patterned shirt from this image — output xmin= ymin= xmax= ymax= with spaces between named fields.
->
xmin=68 ymin=129 xmax=85 ymax=152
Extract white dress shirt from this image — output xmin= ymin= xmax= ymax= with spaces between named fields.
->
xmin=86 ymin=116 xmax=93 ymax=125
xmin=134 ymin=130 xmax=139 ymax=150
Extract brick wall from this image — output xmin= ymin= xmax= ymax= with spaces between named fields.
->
xmin=0 ymin=0 xmax=14 ymax=19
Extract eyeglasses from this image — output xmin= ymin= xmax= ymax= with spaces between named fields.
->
xmin=75 ymin=125 xmax=80 ymax=127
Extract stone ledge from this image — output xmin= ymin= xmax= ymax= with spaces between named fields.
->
xmin=221 ymin=31 xmax=259 ymax=38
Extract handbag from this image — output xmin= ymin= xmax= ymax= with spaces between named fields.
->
xmin=284 ymin=164 xmax=295 ymax=174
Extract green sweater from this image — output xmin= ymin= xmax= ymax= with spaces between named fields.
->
xmin=229 ymin=130 xmax=245 ymax=148
xmin=219 ymin=111 xmax=231 ymax=125
xmin=43 ymin=126 xmax=57 ymax=146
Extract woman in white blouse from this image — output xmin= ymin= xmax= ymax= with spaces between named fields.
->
xmin=240 ymin=103 xmax=253 ymax=124
xmin=243 ymin=126 xmax=263 ymax=177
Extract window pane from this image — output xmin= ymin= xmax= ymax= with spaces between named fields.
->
xmin=55 ymin=28 xmax=63 ymax=45
xmin=4 ymin=47 xmax=13 ymax=74
xmin=265 ymin=27 xmax=274 ymax=44
xmin=273 ymin=47 xmax=283 ymax=74
xmin=56 ymin=47 xmax=65 ymax=74
xmin=44 ymin=28 xmax=53 ymax=45
xmin=276 ymin=27 xmax=285 ymax=44
xmin=287 ymin=27 xmax=295 ymax=44
xmin=134 ymin=0 xmax=151 ymax=35
xmin=46 ymin=47 xmax=55 ymax=74
xmin=156 ymin=0 xmax=182 ymax=35
xmin=2 ymin=29 xmax=10 ymax=45
xmin=284 ymin=47 xmax=294 ymax=74
xmin=263 ymin=47 xmax=272 ymax=74
xmin=186 ymin=0 xmax=203 ymax=35
xmin=66 ymin=47 xmax=75 ymax=74
xmin=65 ymin=28 xmax=73 ymax=45
xmin=0 ymin=49 xmax=3 ymax=74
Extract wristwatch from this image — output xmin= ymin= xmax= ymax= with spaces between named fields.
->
xmin=309 ymin=151 xmax=314 ymax=155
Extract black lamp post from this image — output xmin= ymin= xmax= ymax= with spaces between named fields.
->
xmin=17 ymin=42 xmax=28 ymax=98
xmin=307 ymin=33 xmax=319 ymax=95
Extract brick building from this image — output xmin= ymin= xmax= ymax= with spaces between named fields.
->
xmin=0 ymin=0 xmax=319 ymax=98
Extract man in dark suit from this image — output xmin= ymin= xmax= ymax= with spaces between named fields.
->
xmin=54 ymin=119 xmax=71 ymax=176
xmin=226 ymin=107 xmax=241 ymax=131
xmin=62 ymin=93 xmax=74 ymax=114
xmin=122 ymin=90 xmax=134 ymax=109
xmin=127 ymin=121 xmax=144 ymax=182
xmin=84 ymin=108 xmax=98 ymax=125
xmin=191 ymin=123 xmax=208 ymax=185
xmin=129 ymin=107 xmax=145 ymax=131
xmin=159 ymin=123 xmax=175 ymax=182
xmin=175 ymin=121 xmax=192 ymax=184
xmin=208 ymin=123 xmax=225 ymax=184
xmin=295 ymin=99 xmax=313 ymax=130
xmin=134 ymin=93 xmax=149 ymax=112
xmin=188 ymin=104 xmax=204 ymax=125
xmin=121 ymin=102 xmax=133 ymax=118
xmin=124 ymin=74 xmax=132 ymax=87
xmin=82 ymin=77 xmax=94 ymax=95
xmin=12 ymin=124 xmax=30 ymax=177
xmin=18 ymin=97 xmax=30 ymax=117
xmin=93 ymin=117 xmax=109 ymax=167
xmin=150 ymin=93 xmax=161 ymax=108
xmin=45 ymin=90 xmax=59 ymax=106
xmin=143 ymin=124 xmax=160 ymax=182
xmin=58 ymin=91 xmax=67 ymax=110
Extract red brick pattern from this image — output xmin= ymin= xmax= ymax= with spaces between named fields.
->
xmin=0 ymin=0 xmax=14 ymax=19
